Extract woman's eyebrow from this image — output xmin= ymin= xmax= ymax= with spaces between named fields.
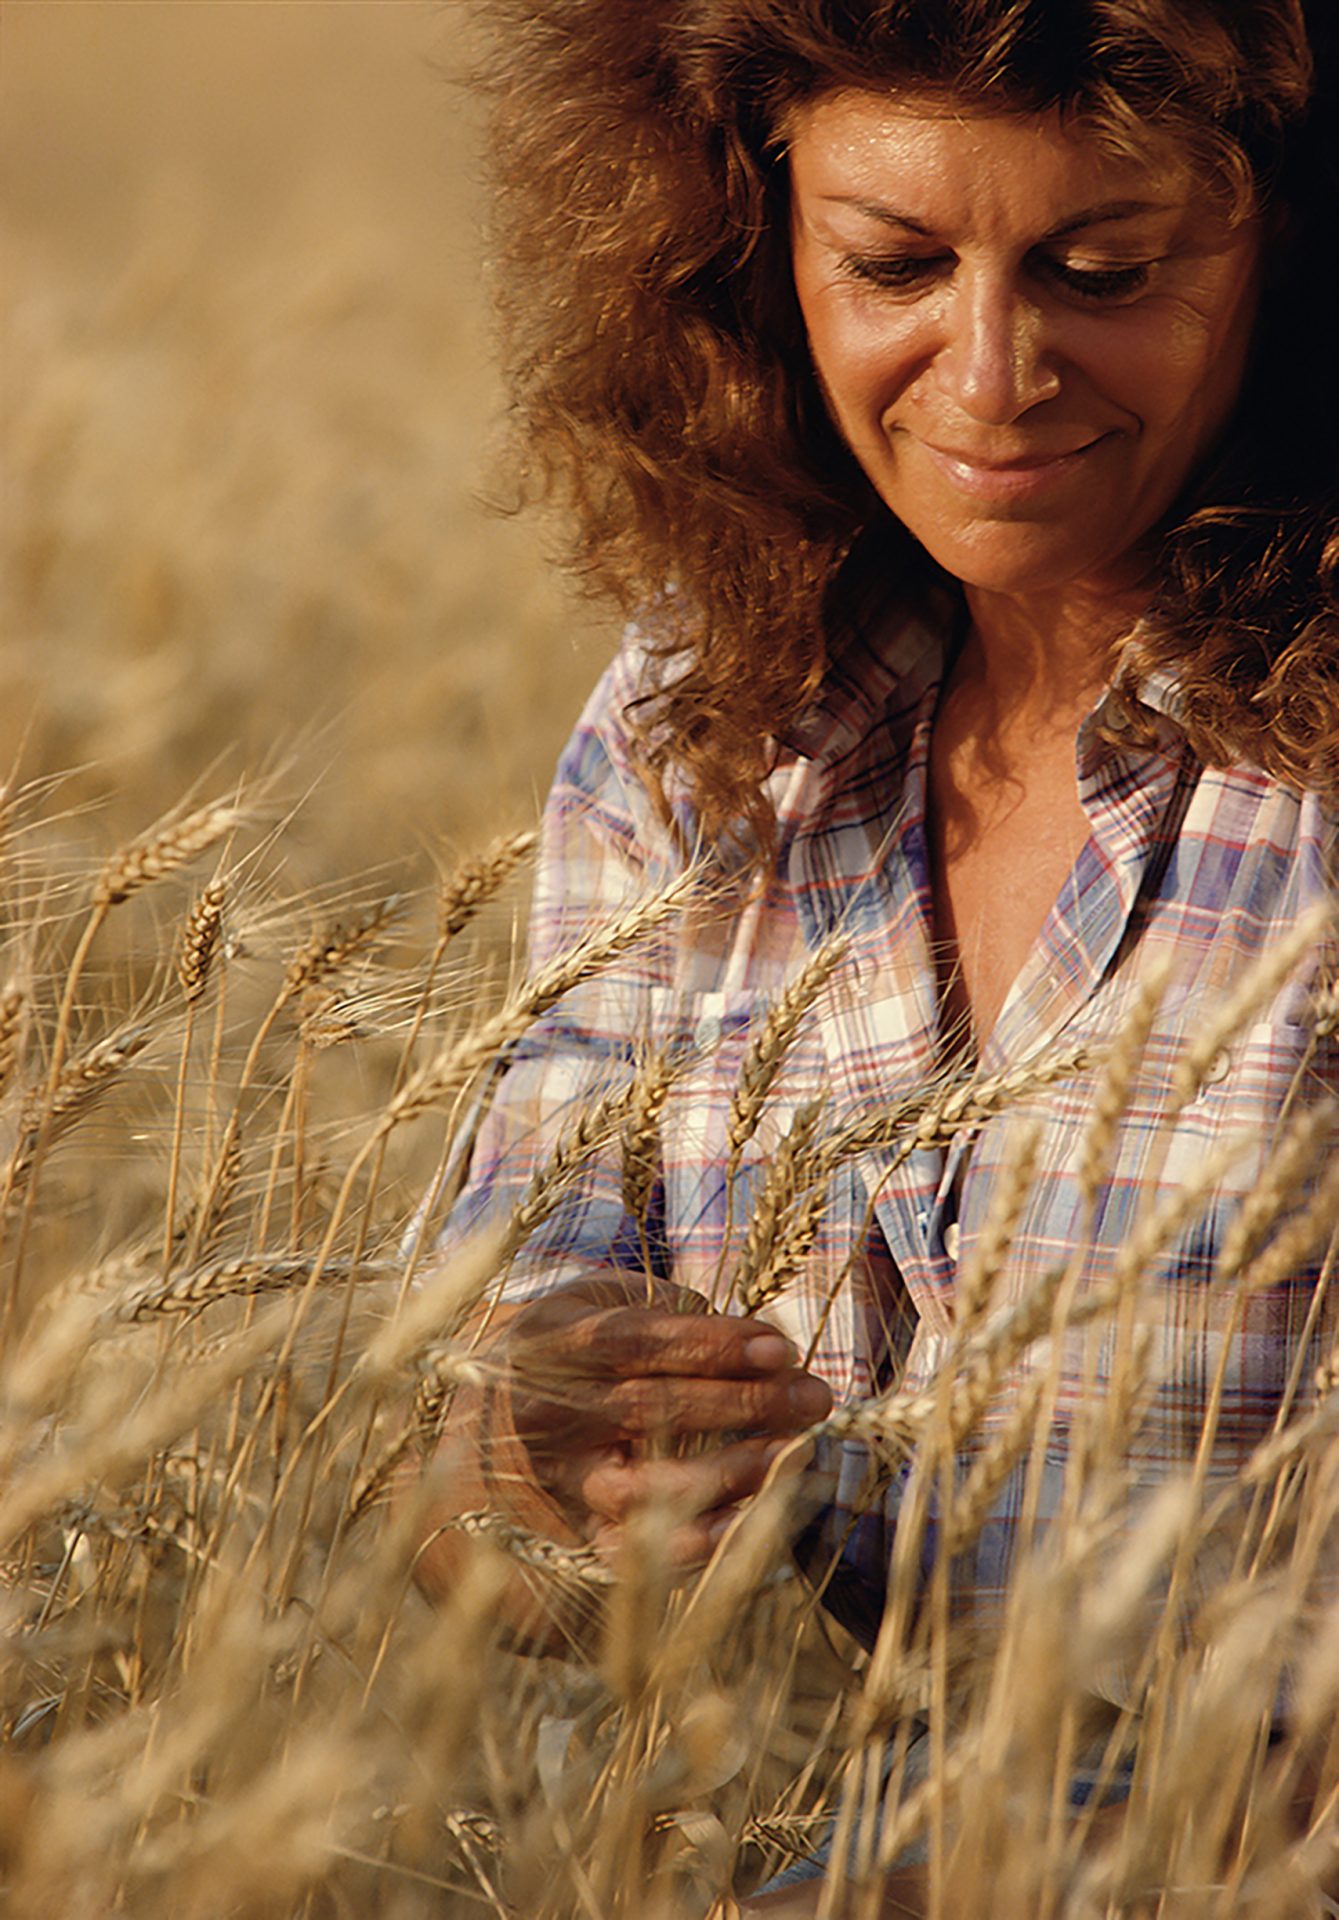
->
xmin=816 ymin=198 xmax=934 ymax=233
xmin=816 ymin=194 xmax=1178 ymax=236
xmin=1045 ymin=196 xmax=1181 ymax=237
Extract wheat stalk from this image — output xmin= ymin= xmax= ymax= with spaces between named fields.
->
xmin=732 ymin=1097 xmax=828 ymax=1313
xmin=440 ymin=1508 xmax=612 ymax=1591
xmin=112 ymin=1255 xmax=397 ymax=1321
xmin=385 ymin=869 xmax=701 ymax=1132
xmin=177 ymin=880 xmax=227 ymax=1006
xmin=725 ymin=934 xmax=846 ymax=1177
xmin=283 ymin=892 xmax=402 ymax=997
xmin=1171 ymin=901 xmax=1333 ymax=1109
xmin=93 ymin=801 xmax=244 ymax=908
xmin=4 ymin=1026 xmax=153 ymax=1215
xmin=437 ymin=829 xmax=537 ymax=941
xmin=621 ymin=1044 xmax=675 ymax=1234
xmin=0 ymin=985 xmax=26 ymax=1097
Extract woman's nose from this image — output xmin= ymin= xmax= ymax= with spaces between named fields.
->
xmin=933 ymin=275 xmax=1061 ymax=424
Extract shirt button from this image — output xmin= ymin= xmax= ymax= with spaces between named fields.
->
xmin=1203 ymin=1049 xmax=1231 ymax=1086
xmin=944 ymin=1223 xmax=961 ymax=1261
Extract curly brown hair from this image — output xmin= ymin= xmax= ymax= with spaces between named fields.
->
xmin=477 ymin=0 xmax=1339 ymax=846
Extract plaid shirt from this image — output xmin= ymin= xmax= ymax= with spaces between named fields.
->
xmin=447 ymin=599 xmax=1339 ymax=1646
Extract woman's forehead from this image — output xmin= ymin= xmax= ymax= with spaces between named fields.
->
xmin=785 ymin=88 xmax=1214 ymax=229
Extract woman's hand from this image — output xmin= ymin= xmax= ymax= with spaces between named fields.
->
xmin=501 ymin=1282 xmax=833 ymax=1568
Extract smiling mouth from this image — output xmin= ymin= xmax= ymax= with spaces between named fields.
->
xmin=918 ymin=435 xmax=1110 ymax=500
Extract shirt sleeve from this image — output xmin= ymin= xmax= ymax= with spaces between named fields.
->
xmin=429 ymin=631 xmax=689 ymax=1300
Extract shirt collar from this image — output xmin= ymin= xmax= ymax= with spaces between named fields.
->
xmin=776 ymin=586 xmax=956 ymax=767
xmin=779 ymin=597 xmax=1189 ymax=768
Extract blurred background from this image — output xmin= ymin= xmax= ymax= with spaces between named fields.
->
xmin=1 ymin=0 xmax=611 ymax=886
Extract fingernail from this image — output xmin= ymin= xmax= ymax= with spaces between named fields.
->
xmin=789 ymin=1376 xmax=832 ymax=1419
xmin=744 ymin=1333 xmax=796 ymax=1371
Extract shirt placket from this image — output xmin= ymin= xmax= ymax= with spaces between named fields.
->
xmin=797 ymin=681 xmax=1194 ymax=1368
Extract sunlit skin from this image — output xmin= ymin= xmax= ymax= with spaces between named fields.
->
xmin=788 ymin=90 xmax=1264 ymax=609
xmin=789 ymin=94 xmax=1265 ymax=1047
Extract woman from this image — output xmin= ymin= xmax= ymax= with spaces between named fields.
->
xmin=414 ymin=0 xmax=1339 ymax=1907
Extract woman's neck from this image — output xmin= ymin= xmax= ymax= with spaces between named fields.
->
xmin=959 ymin=580 xmax=1148 ymax=728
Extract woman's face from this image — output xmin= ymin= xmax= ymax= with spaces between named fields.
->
xmin=789 ymin=92 xmax=1265 ymax=601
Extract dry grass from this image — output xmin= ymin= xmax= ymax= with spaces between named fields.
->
xmin=1 ymin=11 xmax=1338 ymax=1920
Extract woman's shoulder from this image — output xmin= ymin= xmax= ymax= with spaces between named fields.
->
xmin=543 ymin=616 xmax=708 ymax=885
xmin=551 ymin=617 xmax=682 ymax=808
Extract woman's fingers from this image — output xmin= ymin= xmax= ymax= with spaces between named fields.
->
xmin=515 ymin=1364 xmax=830 ymax=1450
xmin=578 ymin=1432 xmax=803 ymax=1523
xmin=603 ymin=1367 xmax=831 ymax=1436
xmin=584 ymin=1509 xmax=727 ymax=1572
xmin=543 ymin=1432 xmax=814 ymax=1569
xmin=508 ymin=1298 xmax=833 ymax=1446
xmin=514 ymin=1300 xmax=803 ymax=1382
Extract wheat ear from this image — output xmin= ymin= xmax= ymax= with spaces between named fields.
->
xmin=439 ymin=1509 xmax=612 ymax=1591
xmin=1215 ymin=1096 xmax=1337 ymax=1284
xmin=732 ymin=1097 xmax=828 ymax=1313
xmin=9 ymin=804 xmax=242 ymax=1311
xmin=942 ymin=1376 xmax=1047 ymax=1556
xmin=0 ymin=985 xmax=26 ymax=1098
xmin=4 ymin=1025 xmax=152 ymax=1215
xmin=1172 ymin=900 xmax=1333 ymax=1108
xmin=1078 ymin=956 xmax=1171 ymax=1205
xmin=823 ymin=1134 xmax=1247 ymax=1472
xmin=187 ymin=892 xmax=399 ymax=1262
xmin=284 ymin=892 xmax=402 ymax=997
xmin=164 ymin=877 xmax=229 ymax=1274
xmin=1313 ymin=976 xmax=1339 ymax=1038
xmin=953 ymin=1120 xmax=1041 ymax=1335
xmin=820 ymin=1042 xmax=1094 ymax=1174
xmin=93 ymin=801 xmax=245 ymax=908
xmin=620 ymin=1044 xmax=675 ymax=1233
xmin=736 ymin=1048 xmax=1093 ymax=1317
xmin=177 ymin=880 xmax=227 ymax=1006
xmin=726 ymin=934 xmax=846 ymax=1178
xmin=385 ymin=869 xmax=700 ymax=1132
xmin=113 ymin=1255 xmax=397 ymax=1321
xmin=503 ymin=1080 xmax=636 ymax=1261
xmin=437 ymin=829 xmax=537 ymax=941
xmin=196 ymin=877 xmax=700 ymax=1606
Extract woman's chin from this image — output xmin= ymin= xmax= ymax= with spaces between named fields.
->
xmin=904 ymin=525 xmax=1140 ymax=604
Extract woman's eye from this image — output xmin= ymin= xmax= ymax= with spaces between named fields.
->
xmin=839 ymin=253 xmax=947 ymax=292
xmin=1043 ymin=258 xmax=1153 ymax=302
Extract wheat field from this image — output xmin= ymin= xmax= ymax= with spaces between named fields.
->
xmin=1 ymin=8 xmax=1337 ymax=1918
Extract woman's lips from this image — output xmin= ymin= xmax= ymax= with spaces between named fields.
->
xmin=918 ymin=435 xmax=1110 ymax=502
